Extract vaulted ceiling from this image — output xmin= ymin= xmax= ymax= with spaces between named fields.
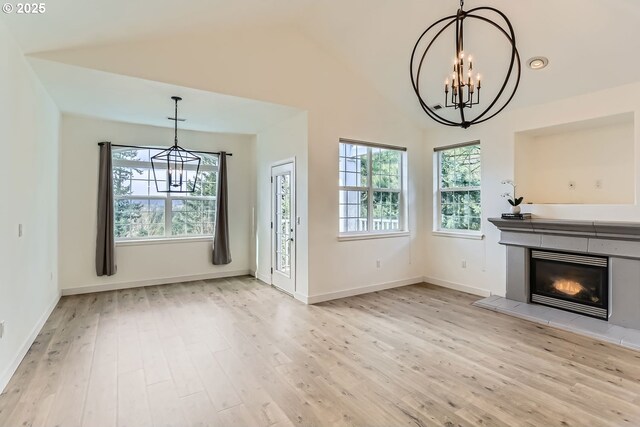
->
xmin=3 ymin=0 xmax=639 ymax=128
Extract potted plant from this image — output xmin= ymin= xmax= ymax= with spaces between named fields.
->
xmin=501 ymin=180 xmax=523 ymax=214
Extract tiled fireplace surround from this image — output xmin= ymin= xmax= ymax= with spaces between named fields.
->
xmin=476 ymin=218 xmax=640 ymax=350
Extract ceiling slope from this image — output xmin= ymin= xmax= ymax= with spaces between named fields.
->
xmin=4 ymin=0 xmax=640 ymax=128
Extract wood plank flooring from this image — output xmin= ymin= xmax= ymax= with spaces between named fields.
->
xmin=1 ymin=276 xmax=640 ymax=427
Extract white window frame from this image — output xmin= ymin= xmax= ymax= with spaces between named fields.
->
xmin=338 ymin=138 xmax=408 ymax=239
xmin=433 ymin=141 xmax=483 ymax=239
xmin=112 ymin=149 xmax=218 ymax=242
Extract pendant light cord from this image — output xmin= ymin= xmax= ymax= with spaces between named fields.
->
xmin=174 ymin=97 xmax=179 ymax=147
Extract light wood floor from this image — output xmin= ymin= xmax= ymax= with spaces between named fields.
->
xmin=1 ymin=277 xmax=640 ymax=427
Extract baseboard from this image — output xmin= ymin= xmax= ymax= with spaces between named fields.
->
xmin=422 ymin=275 xmax=491 ymax=297
xmin=0 ymin=290 xmax=61 ymax=393
xmin=306 ymin=276 xmax=424 ymax=304
xmin=61 ymin=270 xmax=252 ymax=296
xmin=294 ymin=292 xmax=309 ymax=304
xmin=255 ymin=271 xmax=271 ymax=286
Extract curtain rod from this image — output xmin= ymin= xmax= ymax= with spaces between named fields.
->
xmin=97 ymin=142 xmax=233 ymax=156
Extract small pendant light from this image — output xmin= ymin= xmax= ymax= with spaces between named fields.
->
xmin=151 ymin=96 xmax=201 ymax=192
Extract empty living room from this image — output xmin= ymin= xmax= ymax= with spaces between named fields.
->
xmin=2 ymin=1 xmax=640 ymax=426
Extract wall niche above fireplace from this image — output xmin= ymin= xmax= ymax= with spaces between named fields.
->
xmin=514 ymin=112 xmax=634 ymax=205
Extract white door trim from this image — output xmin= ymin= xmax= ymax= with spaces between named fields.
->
xmin=270 ymin=158 xmax=296 ymax=295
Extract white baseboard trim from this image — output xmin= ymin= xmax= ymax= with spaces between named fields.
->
xmin=61 ymin=270 xmax=252 ymax=296
xmin=306 ymin=276 xmax=424 ymax=304
xmin=255 ymin=272 xmax=271 ymax=286
xmin=294 ymin=292 xmax=309 ymax=304
xmin=422 ymin=276 xmax=491 ymax=297
xmin=0 ymin=290 xmax=61 ymax=394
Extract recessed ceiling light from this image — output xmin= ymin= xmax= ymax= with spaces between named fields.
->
xmin=527 ymin=56 xmax=549 ymax=70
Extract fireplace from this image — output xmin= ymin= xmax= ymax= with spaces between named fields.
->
xmin=530 ymin=250 xmax=609 ymax=319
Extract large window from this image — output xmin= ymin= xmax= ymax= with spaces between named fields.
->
xmin=339 ymin=140 xmax=406 ymax=234
xmin=435 ymin=142 xmax=481 ymax=233
xmin=112 ymin=148 xmax=218 ymax=241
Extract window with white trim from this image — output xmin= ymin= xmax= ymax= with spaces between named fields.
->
xmin=112 ymin=148 xmax=218 ymax=240
xmin=339 ymin=140 xmax=406 ymax=234
xmin=435 ymin=142 xmax=481 ymax=232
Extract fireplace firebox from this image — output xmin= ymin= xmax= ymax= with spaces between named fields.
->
xmin=530 ymin=250 xmax=608 ymax=319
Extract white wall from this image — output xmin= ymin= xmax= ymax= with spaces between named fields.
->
xmin=0 ymin=21 xmax=60 ymax=392
xmin=39 ymin=26 xmax=427 ymax=302
xmin=515 ymin=117 xmax=634 ymax=204
xmin=255 ymin=112 xmax=309 ymax=298
xmin=59 ymin=114 xmax=256 ymax=293
xmin=425 ymin=82 xmax=640 ymax=297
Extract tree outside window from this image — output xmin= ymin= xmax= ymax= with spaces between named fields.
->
xmin=112 ymin=148 xmax=218 ymax=240
xmin=436 ymin=143 xmax=481 ymax=232
xmin=339 ymin=141 xmax=406 ymax=234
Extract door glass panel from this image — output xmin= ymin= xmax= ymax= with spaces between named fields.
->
xmin=275 ymin=173 xmax=291 ymax=276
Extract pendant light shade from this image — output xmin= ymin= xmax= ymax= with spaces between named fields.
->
xmin=151 ymin=97 xmax=201 ymax=193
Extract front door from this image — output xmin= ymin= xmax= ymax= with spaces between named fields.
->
xmin=271 ymin=162 xmax=295 ymax=294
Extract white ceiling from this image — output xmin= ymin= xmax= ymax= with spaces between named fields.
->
xmin=4 ymin=0 xmax=640 ymax=127
xmin=296 ymin=0 xmax=640 ymax=124
xmin=2 ymin=0 xmax=315 ymax=54
xmin=28 ymin=58 xmax=301 ymax=133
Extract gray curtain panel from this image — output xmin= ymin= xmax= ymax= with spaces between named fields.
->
xmin=213 ymin=152 xmax=232 ymax=265
xmin=96 ymin=142 xmax=116 ymax=276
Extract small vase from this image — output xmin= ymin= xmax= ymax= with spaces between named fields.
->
xmin=510 ymin=205 xmax=521 ymax=214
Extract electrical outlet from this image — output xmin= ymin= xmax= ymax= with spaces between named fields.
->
xmin=376 ymin=260 xmax=381 ymax=268
xmin=461 ymin=260 xmax=467 ymax=268
xmin=0 ymin=321 xmax=5 ymax=339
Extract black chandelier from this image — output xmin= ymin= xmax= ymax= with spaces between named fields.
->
xmin=151 ymin=96 xmax=201 ymax=193
xmin=410 ymin=0 xmax=521 ymax=129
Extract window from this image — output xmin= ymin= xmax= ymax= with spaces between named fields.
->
xmin=435 ymin=142 xmax=481 ymax=233
xmin=339 ymin=140 xmax=406 ymax=234
xmin=112 ymin=148 xmax=218 ymax=241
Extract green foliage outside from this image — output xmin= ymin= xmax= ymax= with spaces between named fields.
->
xmin=339 ymin=145 xmax=403 ymax=232
xmin=113 ymin=149 xmax=164 ymax=238
xmin=439 ymin=145 xmax=481 ymax=231
xmin=171 ymin=154 xmax=218 ymax=236
xmin=112 ymin=149 xmax=217 ymax=239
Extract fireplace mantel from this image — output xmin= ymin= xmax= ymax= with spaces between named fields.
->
xmin=488 ymin=218 xmax=640 ymax=239
xmin=488 ymin=218 xmax=640 ymax=260
xmin=488 ymin=217 xmax=640 ymax=329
